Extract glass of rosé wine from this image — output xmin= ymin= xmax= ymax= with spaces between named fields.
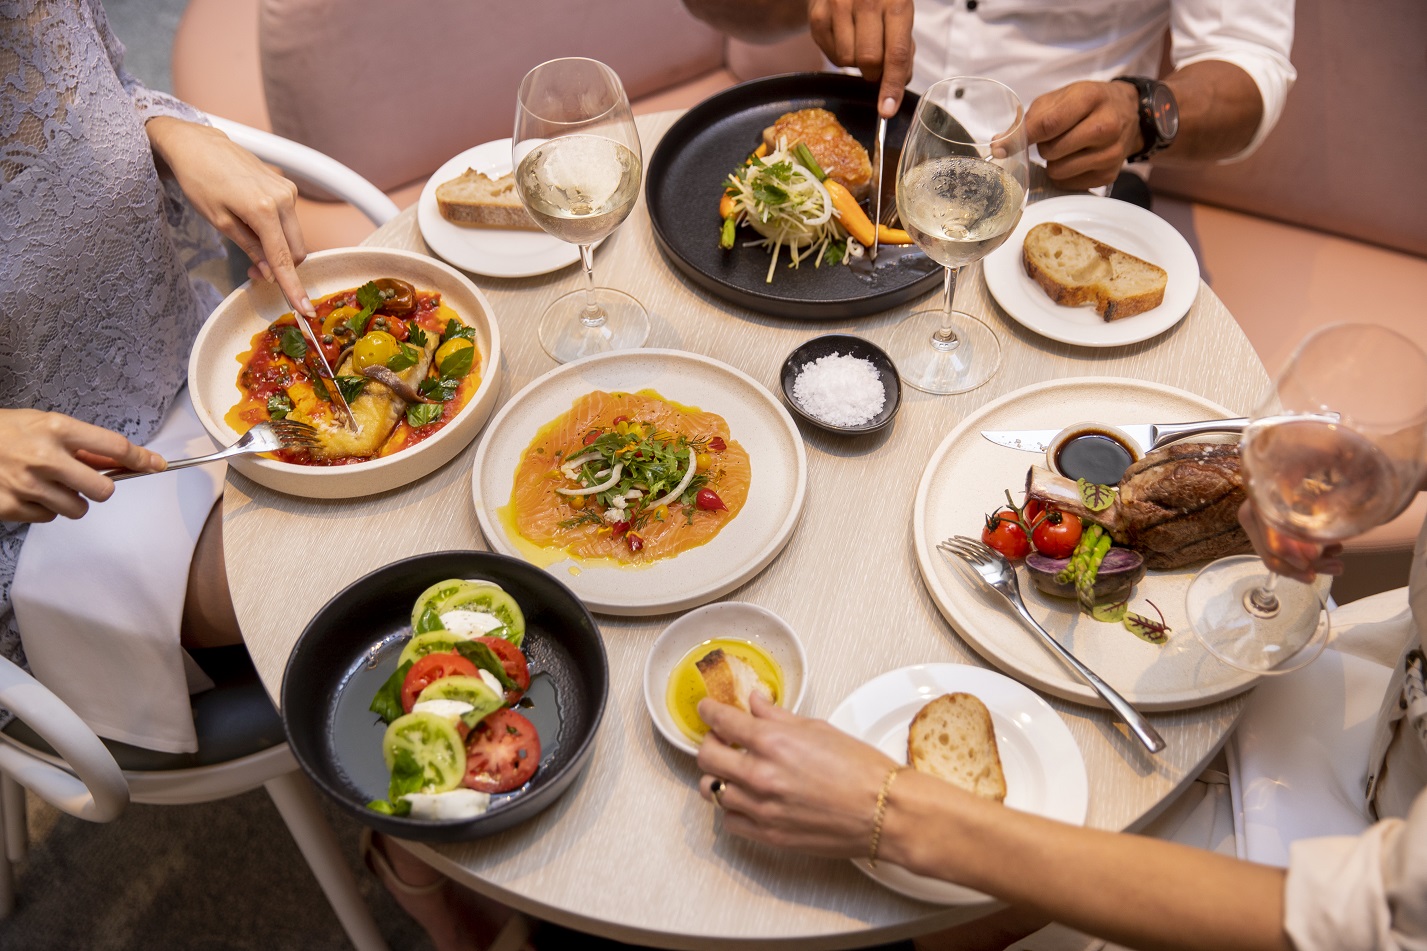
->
xmin=1186 ymin=323 xmax=1427 ymax=674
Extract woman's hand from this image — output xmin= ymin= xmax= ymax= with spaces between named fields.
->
xmin=695 ymin=692 xmax=895 ymax=857
xmin=808 ymin=0 xmax=916 ymax=118
xmin=0 ymin=410 xmax=165 ymax=523
xmin=1238 ymin=500 xmax=1344 ymax=584
xmin=144 ymin=116 xmax=315 ymax=318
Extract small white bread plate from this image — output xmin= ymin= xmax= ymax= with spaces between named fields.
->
xmin=188 ymin=247 xmax=502 ymax=499
xmin=913 ymin=377 xmax=1259 ymax=710
xmin=643 ymin=601 xmax=809 ymax=756
xmin=982 ymin=195 xmax=1200 ymax=348
xmin=417 ymin=139 xmax=585 ymax=279
xmin=830 ymin=663 xmax=1087 ymax=905
xmin=471 ymin=350 xmax=808 ymax=616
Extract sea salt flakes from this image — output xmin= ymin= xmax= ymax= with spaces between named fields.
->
xmin=791 ymin=352 xmax=885 ymax=427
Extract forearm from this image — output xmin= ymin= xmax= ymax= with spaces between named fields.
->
xmin=1159 ymin=61 xmax=1263 ymax=163
xmin=681 ymin=0 xmax=808 ymax=43
xmin=882 ymin=772 xmax=1290 ymax=951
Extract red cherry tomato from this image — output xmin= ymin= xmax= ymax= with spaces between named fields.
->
xmin=474 ymin=636 xmax=531 ymax=705
xmin=463 ymin=709 xmax=541 ymax=793
xmin=582 ymin=430 xmax=600 ymax=446
xmin=626 ymin=530 xmax=645 ymax=553
xmin=400 ymin=652 xmax=480 ymax=713
xmin=1031 ymin=509 xmax=1083 ymax=559
xmin=695 ymin=488 xmax=727 ymax=511
xmin=707 ymin=436 xmax=727 ymax=452
xmin=1022 ymin=499 xmax=1047 ymax=528
xmin=981 ymin=509 xmax=1030 ymax=560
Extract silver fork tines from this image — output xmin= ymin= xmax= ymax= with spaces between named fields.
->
xmin=938 ymin=535 xmax=1166 ymax=754
xmin=104 ymin=418 xmax=325 ymax=481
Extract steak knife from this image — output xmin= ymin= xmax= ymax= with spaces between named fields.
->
xmin=981 ymin=418 xmax=1249 ymax=454
xmin=869 ymin=114 xmax=887 ymax=261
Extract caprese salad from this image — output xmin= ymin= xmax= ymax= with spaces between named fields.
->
xmin=366 ymin=578 xmax=542 ymax=820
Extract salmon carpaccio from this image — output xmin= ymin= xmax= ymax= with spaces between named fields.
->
xmin=510 ymin=390 xmax=750 ymax=563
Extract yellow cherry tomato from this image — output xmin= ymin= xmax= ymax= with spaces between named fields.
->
xmin=352 ymin=331 xmax=400 ymax=371
xmin=434 ymin=337 xmax=473 ymax=372
xmin=696 ymin=453 xmax=712 ymax=469
xmin=568 ymin=495 xmax=585 ymax=510
xmin=322 ymin=305 xmax=361 ymax=336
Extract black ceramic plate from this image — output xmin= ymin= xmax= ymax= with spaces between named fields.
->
xmin=281 ymin=551 xmax=607 ymax=841
xmin=780 ymin=333 xmax=902 ymax=434
xmin=645 ymin=72 xmax=940 ymax=319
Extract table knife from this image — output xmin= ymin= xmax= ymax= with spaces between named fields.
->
xmin=981 ymin=417 xmax=1249 ymax=454
xmin=290 ymin=310 xmax=359 ymax=433
xmin=869 ymin=114 xmax=887 ymax=261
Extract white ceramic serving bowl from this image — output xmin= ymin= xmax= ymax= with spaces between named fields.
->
xmin=643 ymin=601 xmax=808 ymax=756
xmin=188 ymin=247 xmax=502 ymax=499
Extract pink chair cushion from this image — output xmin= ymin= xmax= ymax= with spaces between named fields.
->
xmin=259 ymin=0 xmax=725 ymax=192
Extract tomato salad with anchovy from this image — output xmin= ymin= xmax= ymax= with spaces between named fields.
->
xmin=366 ymin=579 xmax=542 ymax=820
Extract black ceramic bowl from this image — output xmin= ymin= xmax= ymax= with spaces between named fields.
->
xmin=780 ymin=333 xmax=902 ymax=434
xmin=281 ymin=551 xmax=607 ymax=841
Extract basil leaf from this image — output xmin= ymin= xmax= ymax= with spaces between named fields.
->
xmin=266 ymin=392 xmax=293 ymax=420
xmin=280 ymin=326 xmax=308 ymax=361
xmin=407 ymin=321 xmax=429 ymax=348
xmin=438 ymin=345 xmax=474 ymax=379
xmin=452 ymin=641 xmax=518 ymax=691
xmin=366 ymin=798 xmax=412 ymax=816
xmin=310 ymin=373 xmax=330 ymax=402
xmin=368 ymin=660 xmax=413 ymax=724
xmin=406 ymin=402 xmax=443 ymax=428
xmin=387 ymin=746 xmax=427 ymax=799
xmin=386 ymin=343 xmax=419 ymax=372
xmin=335 ymin=375 xmax=367 ymax=404
xmin=412 ymin=604 xmax=444 ymax=635
xmin=440 ymin=319 xmax=477 ymax=345
xmin=419 ymin=376 xmax=461 ymax=403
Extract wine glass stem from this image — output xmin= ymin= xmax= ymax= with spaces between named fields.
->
xmin=1245 ymin=570 xmax=1283 ymax=618
xmin=933 ymin=266 xmax=962 ymax=351
xmin=577 ymin=244 xmax=606 ymax=326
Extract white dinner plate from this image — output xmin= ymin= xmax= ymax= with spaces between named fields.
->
xmin=982 ymin=195 xmax=1200 ymax=348
xmin=417 ymin=139 xmax=584 ymax=278
xmin=830 ymin=663 xmax=1087 ymax=905
xmin=470 ymin=350 xmax=808 ymax=616
xmin=913 ymin=377 xmax=1260 ymax=711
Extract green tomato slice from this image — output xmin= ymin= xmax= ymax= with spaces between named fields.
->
xmin=381 ymin=712 xmax=465 ymax=798
xmin=410 ymin=579 xmax=527 ymax=647
xmin=415 ymin=675 xmax=505 ymax=725
xmin=396 ymin=630 xmax=470 ymax=669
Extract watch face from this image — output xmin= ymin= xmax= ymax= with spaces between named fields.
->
xmin=1152 ymin=85 xmax=1179 ymax=139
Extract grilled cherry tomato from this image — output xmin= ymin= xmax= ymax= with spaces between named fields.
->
xmin=463 ymin=709 xmax=541 ymax=793
xmin=401 ymin=652 xmax=480 ymax=714
xmin=1031 ymin=509 xmax=1083 ymax=559
xmin=695 ymin=488 xmax=727 ymax=511
xmin=352 ymin=330 xmax=400 ymax=371
xmin=981 ymin=509 xmax=1030 ymax=559
xmin=474 ymin=636 xmax=530 ymax=705
xmin=372 ymin=277 xmax=417 ymax=316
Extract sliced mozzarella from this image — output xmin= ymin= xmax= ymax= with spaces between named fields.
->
xmin=477 ymin=669 xmax=504 ymax=695
xmin=439 ymin=609 xmax=506 ymax=637
xmin=403 ymin=789 xmax=492 ymax=821
xmin=411 ymin=699 xmax=475 ymax=722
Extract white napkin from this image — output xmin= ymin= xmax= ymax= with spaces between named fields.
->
xmin=11 ymin=389 xmax=224 ymax=754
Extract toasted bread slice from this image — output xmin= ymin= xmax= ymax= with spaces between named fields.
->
xmin=695 ymin=649 xmax=770 ymax=713
xmin=1022 ymin=221 xmax=1167 ymax=321
xmin=907 ymin=693 xmax=1006 ymax=802
xmin=435 ymin=168 xmax=538 ymax=230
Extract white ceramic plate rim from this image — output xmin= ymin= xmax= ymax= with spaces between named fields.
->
xmin=982 ymin=195 xmax=1200 ymax=348
xmin=912 ymin=376 xmax=1260 ymax=710
xmin=470 ymin=349 xmax=809 ymax=616
xmin=417 ymin=139 xmax=589 ymax=278
xmin=829 ymin=663 xmax=1087 ymax=905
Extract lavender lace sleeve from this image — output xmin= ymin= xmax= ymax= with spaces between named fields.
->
xmin=0 ymin=0 xmax=225 ymax=676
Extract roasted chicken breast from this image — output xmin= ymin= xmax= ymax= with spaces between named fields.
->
xmin=762 ymin=108 xmax=872 ymax=200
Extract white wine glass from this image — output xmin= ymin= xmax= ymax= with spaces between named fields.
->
xmin=1187 ymin=323 xmax=1427 ymax=674
xmin=513 ymin=57 xmax=648 ymax=364
xmin=887 ymin=77 xmax=1028 ymax=394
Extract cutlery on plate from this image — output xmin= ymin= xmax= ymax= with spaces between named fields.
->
xmin=103 ymin=419 xmax=322 ymax=481
xmin=289 ymin=314 xmax=360 ymax=433
xmin=980 ymin=417 xmax=1249 ymax=454
xmin=937 ymin=535 xmax=1166 ymax=754
xmin=869 ymin=114 xmax=888 ymax=261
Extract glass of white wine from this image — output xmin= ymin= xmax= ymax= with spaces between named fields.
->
xmin=513 ymin=57 xmax=647 ymax=364
xmin=887 ymin=77 xmax=1028 ymax=395
xmin=1187 ymin=323 xmax=1427 ymax=674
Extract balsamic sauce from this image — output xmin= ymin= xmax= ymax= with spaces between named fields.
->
xmin=1054 ymin=432 xmax=1135 ymax=484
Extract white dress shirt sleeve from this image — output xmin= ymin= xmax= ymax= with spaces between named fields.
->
xmin=1169 ymin=0 xmax=1297 ymax=160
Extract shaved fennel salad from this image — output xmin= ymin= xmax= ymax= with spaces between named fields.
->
xmin=720 ymin=140 xmax=849 ymax=283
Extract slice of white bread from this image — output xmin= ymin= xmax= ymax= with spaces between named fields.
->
xmin=435 ymin=168 xmax=538 ymax=230
xmin=1022 ymin=221 xmax=1167 ymax=321
xmin=695 ymin=648 xmax=771 ymax=713
xmin=907 ymin=693 xmax=1007 ymax=803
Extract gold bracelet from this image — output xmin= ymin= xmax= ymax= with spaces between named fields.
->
xmin=868 ymin=765 xmax=904 ymax=869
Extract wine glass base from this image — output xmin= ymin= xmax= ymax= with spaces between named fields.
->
xmin=538 ymin=287 xmax=649 ymax=364
xmin=884 ymin=308 xmax=1001 ymax=395
xmin=1186 ymin=555 xmax=1332 ymax=675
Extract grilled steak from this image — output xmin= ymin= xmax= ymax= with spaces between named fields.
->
xmin=763 ymin=108 xmax=873 ymax=200
xmin=1025 ymin=442 xmax=1252 ymax=570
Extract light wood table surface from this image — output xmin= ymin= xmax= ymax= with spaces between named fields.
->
xmin=224 ymin=111 xmax=1271 ymax=949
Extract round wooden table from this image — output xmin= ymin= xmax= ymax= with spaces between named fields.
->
xmin=223 ymin=112 xmax=1270 ymax=949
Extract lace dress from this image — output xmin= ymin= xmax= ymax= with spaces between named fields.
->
xmin=0 ymin=0 xmax=223 ymax=675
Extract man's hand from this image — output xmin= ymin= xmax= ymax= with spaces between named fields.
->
xmin=1025 ymin=80 xmax=1142 ymax=190
xmin=145 ymin=117 xmax=315 ymax=318
xmin=0 ymin=410 xmax=165 ymax=523
xmin=808 ymin=0 xmax=915 ymax=117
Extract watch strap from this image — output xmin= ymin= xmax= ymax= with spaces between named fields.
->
xmin=1114 ymin=75 xmax=1168 ymax=163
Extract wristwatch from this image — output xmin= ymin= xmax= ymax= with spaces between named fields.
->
xmin=1114 ymin=75 xmax=1179 ymax=163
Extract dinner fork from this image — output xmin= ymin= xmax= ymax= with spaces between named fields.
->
xmin=938 ymin=535 xmax=1166 ymax=754
xmin=103 ymin=419 xmax=322 ymax=481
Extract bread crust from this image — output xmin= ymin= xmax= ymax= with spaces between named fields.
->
xmin=435 ymin=168 xmax=539 ymax=230
xmin=1022 ymin=221 xmax=1166 ymax=321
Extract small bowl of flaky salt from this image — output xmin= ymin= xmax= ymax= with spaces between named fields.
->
xmin=779 ymin=334 xmax=902 ymax=435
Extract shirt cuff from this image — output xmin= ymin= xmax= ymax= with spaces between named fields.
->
xmin=1284 ymin=823 xmax=1398 ymax=951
